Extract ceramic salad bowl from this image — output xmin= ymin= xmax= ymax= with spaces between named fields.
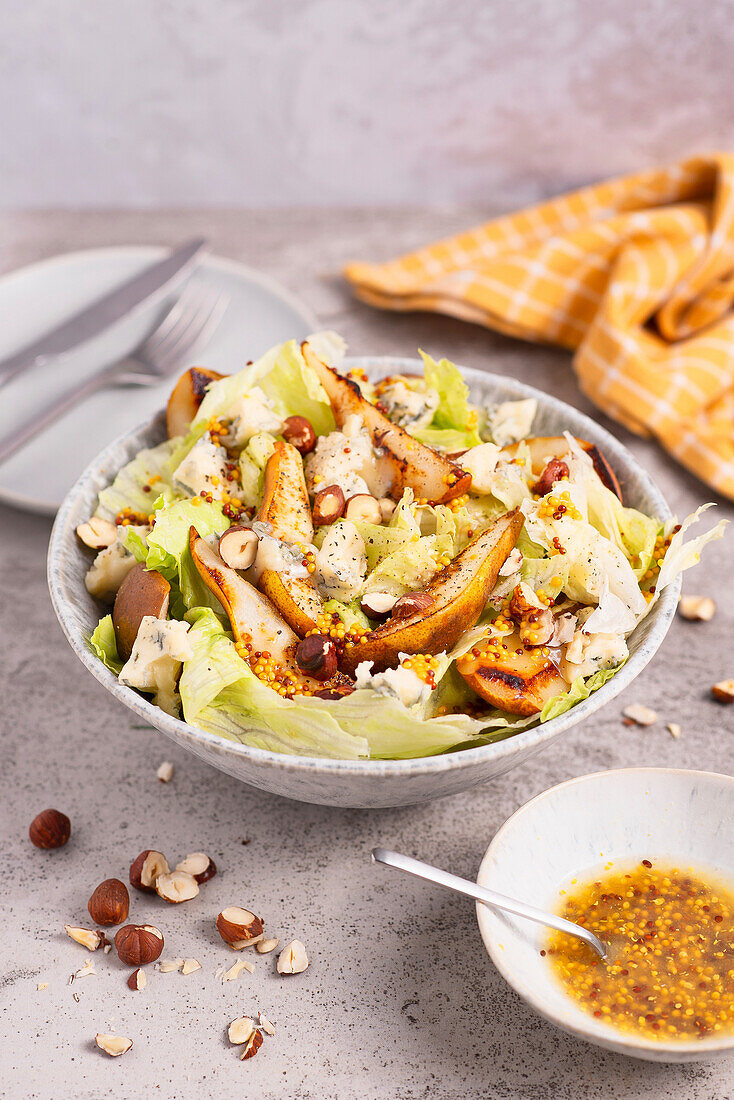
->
xmin=48 ymin=358 xmax=680 ymax=808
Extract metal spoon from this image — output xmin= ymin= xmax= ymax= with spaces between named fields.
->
xmin=371 ymin=848 xmax=607 ymax=959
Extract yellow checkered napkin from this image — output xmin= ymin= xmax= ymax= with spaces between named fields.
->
xmin=345 ymin=154 xmax=734 ymax=500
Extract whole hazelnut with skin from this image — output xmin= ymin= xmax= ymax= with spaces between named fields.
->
xmin=295 ymin=634 xmax=337 ymax=681
xmin=114 ymin=924 xmax=164 ymax=966
xmin=29 ymin=808 xmax=71 ymax=849
xmin=88 ymin=879 xmax=130 ymax=926
xmin=282 ymin=415 xmax=316 ymax=455
xmin=312 ymin=485 xmax=345 ymax=525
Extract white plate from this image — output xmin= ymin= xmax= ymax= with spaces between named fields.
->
xmin=0 ymin=246 xmax=317 ymax=514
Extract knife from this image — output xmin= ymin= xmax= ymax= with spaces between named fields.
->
xmin=0 ymin=238 xmax=207 ymax=390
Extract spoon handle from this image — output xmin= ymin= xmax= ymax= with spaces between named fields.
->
xmin=371 ymin=847 xmax=606 ymax=959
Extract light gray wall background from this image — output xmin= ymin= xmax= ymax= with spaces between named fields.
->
xmin=2 ymin=0 xmax=733 ymax=209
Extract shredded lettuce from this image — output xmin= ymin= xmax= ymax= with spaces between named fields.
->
xmin=89 ymin=615 xmax=123 ymax=674
xmin=413 ymin=352 xmax=482 ymax=450
xmin=96 ymin=439 xmax=178 ymax=521
xmin=144 ymin=498 xmax=229 ymax=618
xmin=540 ymin=665 xmax=623 ymax=722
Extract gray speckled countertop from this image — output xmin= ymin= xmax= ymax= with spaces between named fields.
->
xmin=1 ymin=211 xmax=732 ymax=1100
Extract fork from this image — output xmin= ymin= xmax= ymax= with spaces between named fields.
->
xmin=0 ymin=281 xmax=229 ymax=466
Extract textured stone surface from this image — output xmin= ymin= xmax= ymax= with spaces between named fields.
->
xmin=3 ymin=0 xmax=734 ymax=208
xmin=1 ymin=210 xmax=732 ymax=1098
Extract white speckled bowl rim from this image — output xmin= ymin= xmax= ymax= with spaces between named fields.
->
xmin=48 ymin=358 xmax=680 ymax=782
xmin=476 ymin=768 xmax=734 ymax=1060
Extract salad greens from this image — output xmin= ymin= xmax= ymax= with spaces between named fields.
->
xmin=81 ymin=335 xmax=726 ymax=760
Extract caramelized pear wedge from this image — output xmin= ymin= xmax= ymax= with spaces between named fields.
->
xmin=256 ymin=441 xmax=314 ymax=544
xmin=255 ymin=440 xmax=322 ymax=636
xmin=112 ymin=563 xmax=171 ymax=661
xmin=188 ymin=528 xmax=322 ymax=692
xmin=501 ymin=435 xmax=622 ymax=501
xmin=166 ymin=367 xmax=224 ymax=438
xmin=301 ymin=341 xmax=471 ymax=505
xmin=340 ymin=509 xmax=524 ymax=675
xmin=456 ymin=629 xmax=567 ymax=716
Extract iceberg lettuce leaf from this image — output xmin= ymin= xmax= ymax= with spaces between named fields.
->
xmin=89 ymin=615 xmax=123 ymax=675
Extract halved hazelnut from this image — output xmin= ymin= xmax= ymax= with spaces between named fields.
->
xmin=378 ymin=497 xmax=396 ymax=523
xmin=360 ymin=591 xmax=397 ymax=621
xmin=277 ymin=939 xmax=309 ymax=975
xmin=312 ymin=485 xmax=345 ymax=525
xmin=95 ymin=1034 xmax=133 ymax=1057
xmin=29 ymin=808 xmax=70 ymax=849
xmin=129 ymin=849 xmax=170 ymax=893
xmin=678 ymin=595 xmax=716 ymax=622
xmin=65 ymin=925 xmax=109 ymax=952
xmin=218 ymin=526 xmax=259 ymax=570
xmin=216 ymin=906 xmax=264 ymax=947
xmin=228 ymin=1016 xmax=255 ymax=1044
xmin=531 ymin=458 xmax=570 ymax=497
xmin=155 ymin=870 xmax=199 ymax=903
xmin=114 ymin=924 xmax=164 ymax=966
xmin=712 ymin=679 xmax=734 ymax=704
xmin=127 ymin=968 xmax=146 ymax=991
xmin=175 ymin=852 xmax=217 ymax=884
xmin=88 ymin=879 xmax=130 ymax=926
xmin=391 ymin=592 xmax=435 ymax=620
xmin=295 ymin=634 xmax=337 ymax=681
xmin=76 ymin=516 xmax=117 ymax=550
xmin=240 ymin=1029 xmax=263 ymax=1060
xmin=344 ymin=494 xmax=381 ymax=524
xmin=282 ymin=415 xmax=316 ymax=455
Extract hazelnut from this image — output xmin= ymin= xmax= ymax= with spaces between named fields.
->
xmin=532 ymin=458 xmax=570 ymax=496
xmin=391 ymin=592 xmax=435 ymax=620
xmin=95 ymin=1034 xmax=133 ymax=1057
xmin=378 ymin=497 xmax=396 ymax=523
xmin=277 ymin=939 xmax=309 ymax=975
xmin=314 ymin=685 xmax=355 ymax=701
xmin=295 ymin=634 xmax=337 ymax=681
xmin=711 ymin=679 xmax=734 ymax=704
xmin=88 ymin=879 xmax=130 ymax=926
xmin=175 ymin=852 xmax=217 ymax=884
xmin=282 ymin=415 xmax=317 ymax=455
xmin=228 ymin=1016 xmax=255 ymax=1045
xmin=29 ymin=808 xmax=70 ymax=849
xmin=181 ymin=957 xmax=201 ymax=975
xmin=216 ymin=906 xmax=264 ymax=947
xmin=678 ymin=595 xmax=716 ymax=622
xmin=127 ymin=968 xmax=146 ymax=991
xmin=240 ymin=1029 xmax=263 ymax=1060
xmin=65 ymin=925 xmax=109 ymax=952
xmin=256 ymin=937 xmax=280 ymax=954
xmin=114 ymin=924 xmax=164 ymax=966
xmin=76 ymin=516 xmax=117 ymax=550
xmin=312 ymin=484 xmax=345 ymax=525
xmin=360 ymin=591 xmax=397 ymax=621
xmin=344 ymin=494 xmax=381 ymax=524
xmin=129 ymin=849 xmax=170 ymax=893
xmin=621 ymin=704 xmax=658 ymax=726
xmin=156 ymin=760 xmax=174 ymax=783
xmin=155 ymin=870 xmax=199 ymax=903
xmin=218 ymin=525 xmax=259 ymax=570
xmin=259 ymin=1012 xmax=276 ymax=1036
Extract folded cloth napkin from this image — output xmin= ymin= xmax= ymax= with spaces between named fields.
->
xmin=345 ymin=154 xmax=734 ymax=500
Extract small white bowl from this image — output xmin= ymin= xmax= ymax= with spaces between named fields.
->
xmin=476 ymin=768 xmax=734 ymax=1062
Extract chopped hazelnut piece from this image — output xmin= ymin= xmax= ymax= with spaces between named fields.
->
xmin=156 ymin=761 xmax=174 ymax=783
xmin=255 ymin=938 xmax=279 ymax=955
xmin=228 ymin=1016 xmax=255 ymax=1044
xmin=622 ymin=704 xmax=658 ymax=727
xmin=74 ymin=959 xmax=96 ymax=979
xmin=667 ymin=722 xmax=682 ymax=739
xmin=222 ymin=958 xmax=254 ymax=982
xmin=678 ymin=595 xmax=716 ymax=622
xmin=259 ymin=1012 xmax=276 ymax=1036
xmin=712 ymin=679 xmax=734 ymax=704
xmin=158 ymin=958 xmax=184 ymax=973
xmin=95 ymin=1034 xmax=133 ymax=1057
xmin=181 ymin=958 xmax=202 ymax=975
xmin=65 ymin=925 xmax=108 ymax=952
xmin=127 ymin=968 xmax=147 ymax=991
xmin=240 ymin=1029 xmax=263 ymax=1060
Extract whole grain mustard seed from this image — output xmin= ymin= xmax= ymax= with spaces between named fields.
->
xmin=546 ymin=861 xmax=734 ymax=1041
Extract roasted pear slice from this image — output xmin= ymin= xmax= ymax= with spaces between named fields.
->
xmin=456 ymin=630 xmax=567 ymax=716
xmin=301 ymin=341 xmax=471 ymax=505
xmin=255 ymin=440 xmax=322 ymax=636
xmin=340 ymin=509 xmax=524 ymax=675
xmin=113 ymin=563 xmax=171 ymax=661
xmin=501 ymin=435 xmax=622 ymax=501
xmin=257 ymin=441 xmax=314 ymax=544
xmin=166 ymin=367 xmax=224 ymax=438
